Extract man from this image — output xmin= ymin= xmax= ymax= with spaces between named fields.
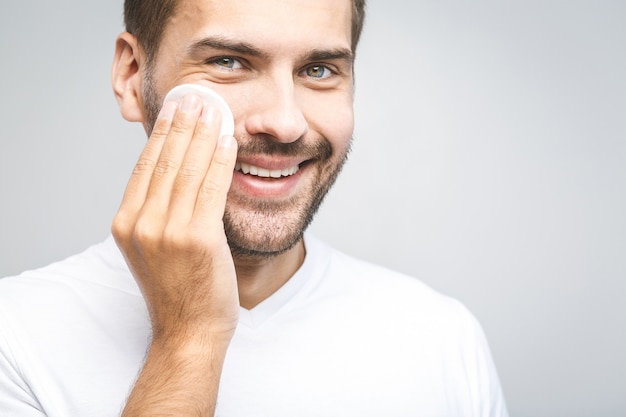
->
xmin=0 ymin=0 xmax=508 ymax=416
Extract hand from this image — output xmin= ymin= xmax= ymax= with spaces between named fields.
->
xmin=112 ymin=93 xmax=239 ymax=343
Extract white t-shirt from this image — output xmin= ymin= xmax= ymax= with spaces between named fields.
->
xmin=0 ymin=235 xmax=508 ymax=417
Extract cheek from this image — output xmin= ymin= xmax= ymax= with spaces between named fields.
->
xmin=218 ymin=85 xmax=255 ymax=132
xmin=309 ymin=92 xmax=355 ymax=150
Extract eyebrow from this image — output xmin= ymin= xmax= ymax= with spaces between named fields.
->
xmin=187 ymin=36 xmax=269 ymax=59
xmin=187 ymin=36 xmax=354 ymax=65
xmin=305 ymin=48 xmax=354 ymax=65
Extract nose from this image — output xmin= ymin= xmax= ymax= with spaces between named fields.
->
xmin=244 ymin=77 xmax=309 ymax=143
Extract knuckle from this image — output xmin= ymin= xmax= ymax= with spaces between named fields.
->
xmin=201 ymin=177 xmax=222 ymax=195
xmin=211 ymin=156 xmax=230 ymax=169
xmin=162 ymin=224 xmax=212 ymax=256
xmin=169 ymin=118 xmax=194 ymax=136
xmin=151 ymin=118 xmax=172 ymax=138
xmin=132 ymin=218 xmax=160 ymax=246
xmin=194 ymin=122 xmax=218 ymax=140
xmin=177 ymin=164 xmax=204 ymax=181
xmin=153 ymin=158 xmax=180 ymax=177
xmin=132 ymin=158 xmax=156 ymax=176
xmin=111 ymin=213 xmax=132 ymax=242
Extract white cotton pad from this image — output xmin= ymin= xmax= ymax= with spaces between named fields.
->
xmin=163 ymin=84 xmax=235 ymax=138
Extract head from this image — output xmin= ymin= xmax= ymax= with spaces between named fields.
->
xmin=123 ymin=0 xmax=367 ymax=68
xmin=113 ymin=0 xmax=366 ymax=257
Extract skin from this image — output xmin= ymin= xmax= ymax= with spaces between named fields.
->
xmin=110 ymin=0 xmax=354 ymax=415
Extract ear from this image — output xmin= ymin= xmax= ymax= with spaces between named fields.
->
xmin=111 ymin=32 xmax=145 ymax=123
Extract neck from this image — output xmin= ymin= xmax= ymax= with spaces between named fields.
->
xmin=233 ymin=239 xmax=306 ymax=310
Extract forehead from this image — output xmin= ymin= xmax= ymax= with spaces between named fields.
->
xmin=163 ymin=0 xmax=353 ymax=54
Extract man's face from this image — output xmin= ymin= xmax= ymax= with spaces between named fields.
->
xmin=142 ymin=0 xmax=355 ymax=256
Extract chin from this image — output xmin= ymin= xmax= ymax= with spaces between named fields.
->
xmin=223 ymin=139 xmax=351 ymax=259
xmin=223 ymin=196 xmax=318 ymax=259
xmin=224 ymin=221 xmax=306 ymax=259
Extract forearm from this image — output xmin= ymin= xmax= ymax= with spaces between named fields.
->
xmin=112 ymin=87 xmax=239 ymax=417
xmin=121 ymin=333 xmax=231 ymax=417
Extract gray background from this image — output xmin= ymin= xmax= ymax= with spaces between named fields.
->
xmin=1 ymin=1 xmax=624 ymax=416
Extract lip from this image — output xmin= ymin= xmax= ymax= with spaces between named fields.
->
xmin=235 ymin=156 xmax=307 ymax=171
xmin=230 ymin=156 xmax=310 ymax=199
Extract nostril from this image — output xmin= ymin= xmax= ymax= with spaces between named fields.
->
xmin=243 ymin=92 xmax=308 ymax=143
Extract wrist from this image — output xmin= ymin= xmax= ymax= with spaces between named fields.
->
xmin=150 ymin=325 xmax=235 ymax=358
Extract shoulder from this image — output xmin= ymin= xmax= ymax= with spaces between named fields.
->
xmin=305 ymin=235 xmax=478 ymax=329
xmin=0 ymin=236 xmax=135 ymax=292
xmin=0 ymin=237 xmax=140 ymax=330
xmin=302 ymin=236 xmax=509 ymax=416
xmin=0 ymin=236 xmax=147 ymax=364
xmin=0 ymin=239 xmax=148 ymax=417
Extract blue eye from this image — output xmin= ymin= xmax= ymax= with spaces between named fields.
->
xmin=213 ymin=57 xmax=242 ymax=69
xmin=305 ymin=65 xmax=332 ymax=79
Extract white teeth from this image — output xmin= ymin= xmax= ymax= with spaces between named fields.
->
xmin=235 ymin=162 xmax=300 ymax=178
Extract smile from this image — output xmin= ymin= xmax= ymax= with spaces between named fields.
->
xmin=235 ymin=162 xmax=300 ymax=178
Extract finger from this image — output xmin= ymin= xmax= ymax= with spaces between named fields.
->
xmin=140 ymin=94 xmax=203 ymax=220
xmin=114 ymin=100 xmax=178 ymax=225
xmin=192 ymin=134 xmax=238 ymax=226
xmin=167 ymin=105 xmax=223 ymax=225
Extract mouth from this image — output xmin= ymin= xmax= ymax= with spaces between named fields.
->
xmin=234 ymin=162 xmax=301 ymax=178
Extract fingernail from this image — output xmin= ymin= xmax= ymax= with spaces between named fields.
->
xmin=180 ymin=94 xmax=201 ymax=112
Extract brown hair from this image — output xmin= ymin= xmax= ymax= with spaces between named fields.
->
xmin=351 ymin=0 xmax=367 ymax=53
xmin=124 ymin=0 xmax=367 ymax=63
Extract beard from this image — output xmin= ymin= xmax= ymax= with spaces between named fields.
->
xmin=142 ymin=77 xmax=351 ymax=259
xmin=224 ymin=137 xmax=350 ymax=259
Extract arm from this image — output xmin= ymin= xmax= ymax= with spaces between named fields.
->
xmin=0 ymin=328 xmax=47 ymax=417
xmin=121 ymin=334 xmax=230 ymax=417
xmin=112 ymin=94 xmax=239 ymax=417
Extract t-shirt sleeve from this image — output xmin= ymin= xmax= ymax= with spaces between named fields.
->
xmin=462 ymin=308 xmax=509 ymax=417
xmin=0 ymin=311 xmax=47 ymax=417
